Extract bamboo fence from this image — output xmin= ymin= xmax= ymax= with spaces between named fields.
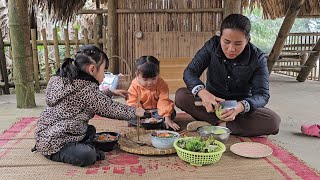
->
xmin=0 ymin=26 xmax=116 ymax=93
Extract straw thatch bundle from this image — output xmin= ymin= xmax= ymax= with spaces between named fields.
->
xmin=29 ymin=0 xmax=87 ymax=22
xmin=27 ymin=0 xmax=320 ymax=22
xmin=243 ymin=0 xmax=320 ymax=19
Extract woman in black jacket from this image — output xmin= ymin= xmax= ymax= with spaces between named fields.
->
xmin=175 ymin=14 xmax=281 ymax=137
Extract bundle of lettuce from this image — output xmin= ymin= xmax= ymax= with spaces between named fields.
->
xmin=176 ymin=137 xmax=220 ymax=153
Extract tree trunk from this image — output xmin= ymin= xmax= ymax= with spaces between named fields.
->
xmin=267 ymin=0 xmax=305 ymax=73
xmin=296 ymin=39 xmax=320 ymax=82
xmin=108 ymin=0 xmax=119 ymax=74
xmin=8 ymin=0 xmax=36 ymax=108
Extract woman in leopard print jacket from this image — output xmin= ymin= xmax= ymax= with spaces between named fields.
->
xmin=34 ymin=45 xmax=145 ymax=167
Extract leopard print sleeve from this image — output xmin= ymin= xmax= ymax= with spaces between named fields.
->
xmin=101 ymin=89 xmax=113 ymax=97
xmin=82 ymin=85 xmax=136 ymax=120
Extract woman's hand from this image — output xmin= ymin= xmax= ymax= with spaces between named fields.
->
xmin=218 ymin=102 xmax=244 ymax=121
xmin=135 ymin=107 xmax=145 ymax=117
xmin=111 ymin=89 xmax=129 ymax=100
xmin=164 ymin=117 xmax=180 ymax=131
xmin=198 ymin=89 xmax=224 ymax=112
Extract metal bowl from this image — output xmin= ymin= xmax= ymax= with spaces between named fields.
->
xmin=197 ymin=126 xmax=231 ymax=143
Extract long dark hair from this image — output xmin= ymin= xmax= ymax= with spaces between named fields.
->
xmin=220 ymin=14 xmax=251 ymax=39
xmin=59 ymin=44 xmax=108 ymax=79
xmin=135 ymin=56 xmax=160 ymax=78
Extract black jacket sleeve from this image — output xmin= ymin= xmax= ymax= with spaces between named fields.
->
xmin=244 ymin=52 xmax=270 ymax=111
xmin=183 ymin=38 xmax=214 ymax=91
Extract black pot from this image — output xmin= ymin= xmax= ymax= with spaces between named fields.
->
xmin=93 ymin=132 xmax=120 ymax=152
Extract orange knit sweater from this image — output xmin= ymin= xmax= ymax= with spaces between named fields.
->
xmin=127 ymin=77 xmax=174 ymax=118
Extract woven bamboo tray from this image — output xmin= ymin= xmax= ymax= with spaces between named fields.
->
xmin=118 ymin=129 xmax=177 ymax=155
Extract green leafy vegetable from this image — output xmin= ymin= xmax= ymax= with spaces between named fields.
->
xmin=177 ymin=137 xmax=220 ymax=153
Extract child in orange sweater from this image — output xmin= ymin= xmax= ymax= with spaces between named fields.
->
xmin=127 ymin=56 xmax=180 ymax=131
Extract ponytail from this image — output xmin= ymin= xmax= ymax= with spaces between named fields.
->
xmin=59 ymin=58 xmax=79 ymax=79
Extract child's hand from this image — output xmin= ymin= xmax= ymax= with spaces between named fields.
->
xmin=135 ymin=107 xmax=145 ymax=117
xmin=111 ymin=89 xmax=129 ymax=100
xmin=164 ymin=117 xmax=180 ymax=131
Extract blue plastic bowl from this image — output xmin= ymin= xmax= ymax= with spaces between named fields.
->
xmin=150 ymin=130 xmax=180 ymax=149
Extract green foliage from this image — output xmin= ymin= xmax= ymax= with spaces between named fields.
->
xmin=244 ymin=8 xmax=320 ymax=53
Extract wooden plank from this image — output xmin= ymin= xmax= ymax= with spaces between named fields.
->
xmin=94 ymin=25 xmax=99 ymax=47
xmin=53 ymin=28 xmax=60 ymax=69
xmin=288 ymin=32 xmax=320 ymax=36
xmin=3 ymin=38 xmax=106 ymax=46
xmin=41 ymin=29 xmax=50 ymax=83
xmin=64 ymin=28 xmax=70 ymax=58
xmin=273 ymin=68 xmax=302 ymax=72
xmin=0 ymin=29 xmax=10 ymax=94
xmin=277 ymin=58 xmax=302 ymax=63
xmin=102 ymin=27 xmax=107 ymax=54
xmin=83 ymin=28 xmax=89 ymax=45
xmin=74 ymin=28 xmax=79 ymax=50
xmin=31 ymin=29 xmax=40 ymax=93
xmin=78 ymin=8 xmax=224 ymax=14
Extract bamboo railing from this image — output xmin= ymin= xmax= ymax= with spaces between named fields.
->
xmin=275 ymin=32 xmax=320 ymax=81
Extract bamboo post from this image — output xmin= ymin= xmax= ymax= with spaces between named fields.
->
xmin=74 ymin=28 xmax=79 ymax=50
xmin=96 ymin=0 xmax=103 ymax=49
xmin=296 ymin=39 xmax=320 ymax=82
xmin=223 ymin=0 xmax=242 ymax=19
xmin=64 ymin=28 xmax=70 ymax=58
xmin=31 ymin=29 xmax=40 ymax=93
xmin=267 ymin=0 xmax=305 ymax=73
xmin=0 ymin=29 xmax=10 ymax=94
xmin=53 ymin=28 xmax=60 ymax=69
xmin=94 ymin=25 xmax=99 ymax=47
xmin=41 ymin=29 xmax=50 ymax=83
xmin=84 ymin=28 xmax=89 ymax=45
xmin=108 ymin=0 xmax=119 ymax=74
xmin=102 ymin=27 xmax=107 ymax=54
xmin=8 ymin=0 xmax=36 ymax=108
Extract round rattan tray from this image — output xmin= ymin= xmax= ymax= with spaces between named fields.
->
xmin=118 ymin=129 xmax=177 ymax=155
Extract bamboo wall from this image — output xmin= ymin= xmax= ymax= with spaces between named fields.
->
xmin=276 ymin=32 xmax=320 ymax=81
xmin=117 ymin=0 xmax=223 ymax=74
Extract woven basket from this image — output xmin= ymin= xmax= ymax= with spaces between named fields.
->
xmin=173 ymin=137 xmax=226 ymax=166
xmin=109 ymin=56 xmax=133 ymax=90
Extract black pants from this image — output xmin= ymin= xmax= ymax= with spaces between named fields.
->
xmin=45 ymin=125 xmax=105 ymax=167
xmin=175 ymin=88 xmax=281 ymax=137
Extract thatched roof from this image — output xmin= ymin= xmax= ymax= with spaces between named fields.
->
xmin=30 ymin=0 xmax=320 ymax=22
xmin=243 ymin=0 xmax=320 ymax=19
xmin=29 ymin=0 xmax=87 ymax=22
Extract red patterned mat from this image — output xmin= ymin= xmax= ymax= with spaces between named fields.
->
xmin=0 ymin=114 xmax=319 ymax=180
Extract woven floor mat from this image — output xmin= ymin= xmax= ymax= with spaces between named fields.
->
xmin=0 ymin=114 xmax=319 ymax=180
